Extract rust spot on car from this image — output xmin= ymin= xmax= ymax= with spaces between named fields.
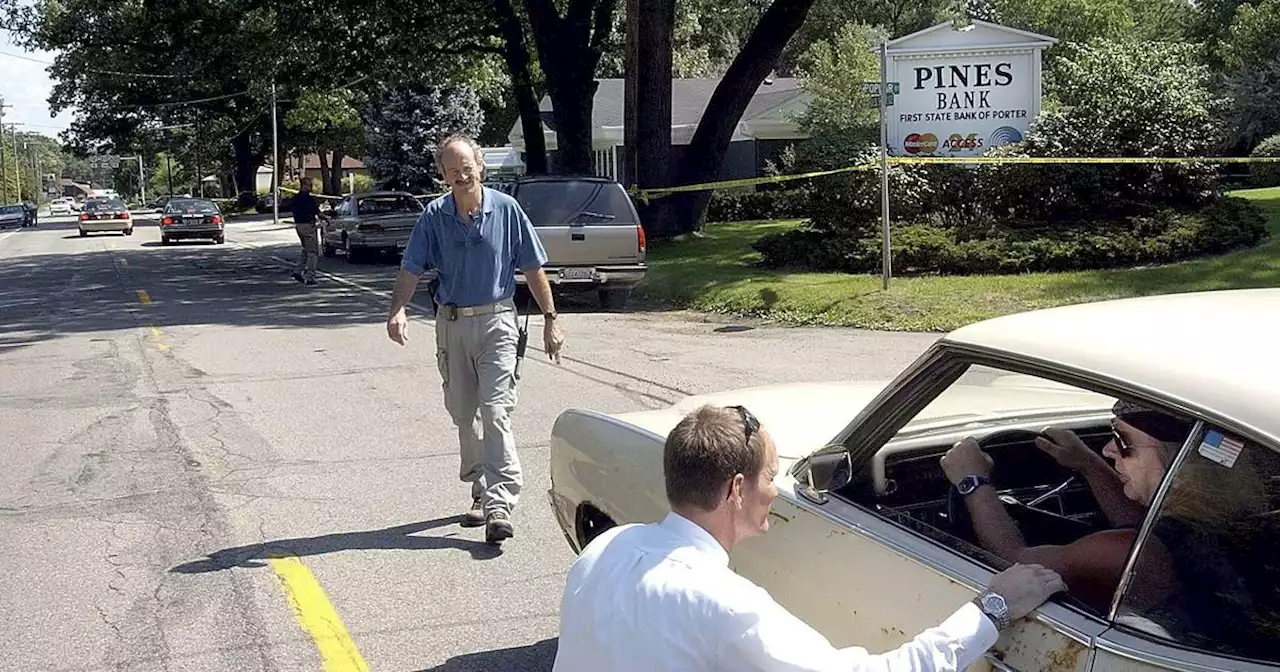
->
xmin=767 ymin=510 xmax=791 ymax=523
xmin=1043 ymin=639 xmax=1086 ymax=672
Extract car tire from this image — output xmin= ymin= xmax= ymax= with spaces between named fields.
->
xmin=345 ymin=238 xmax=365 ymax=263
xmin=214 ymin=234 xmax=225 ymax=244
xmin=79 ymin=228 xmax=87 ymax=237
xmin=161 ymin=235 xmax=171 ymax=246
xmin=322 ymin=242 xmax=336 ymax=258
xmin=124 ymin=228 xmax=134 ymax=236
xmin=598 ymin=288 xmax=632 ymax=311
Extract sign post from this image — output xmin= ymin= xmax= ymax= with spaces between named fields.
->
xmin=878 ymin=42 xmax=892 ymax=291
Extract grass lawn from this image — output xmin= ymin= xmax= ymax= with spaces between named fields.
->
xmin=637 ymin=187 xmax=1280 ymax=332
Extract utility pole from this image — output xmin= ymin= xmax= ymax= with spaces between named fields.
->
xmin=271 ymin=79 xmax=279 ymax=226
xmin=10 ymin=124 xmax=22 ymax=202
xmin=0 ymin=102 xmax=11 ymax=202
xmin=136 ymin=155 xmax=145 ymax=205
xmin=195 ymin=110 xmax=203 ymax=198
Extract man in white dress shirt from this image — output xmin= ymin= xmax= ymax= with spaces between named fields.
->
xmin=553 ymin=404 xmax=1068 ymax=671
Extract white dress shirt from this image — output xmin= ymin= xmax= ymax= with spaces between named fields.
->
xmin=553 ymin=512 xmax=999 ymax=671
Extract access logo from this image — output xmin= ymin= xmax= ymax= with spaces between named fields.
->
xmin=904 ymin=133 xmax=939 ymax=154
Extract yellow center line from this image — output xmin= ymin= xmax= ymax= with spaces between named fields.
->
xmin=151 ymin=328 xmax=163 ymax=339
xmin=136 ymin=290 xmax=151 ymax=305
xmin=269 ymin=554 xmax=369 ymax=672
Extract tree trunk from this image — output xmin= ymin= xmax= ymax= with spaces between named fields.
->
xmin=634 ymin=0 xmax=675 ymax=237
xmin=317 ymin=151 xmax=334 ymax=195
xmin=232 ymin=131 xmax=257 ymax=197
xmin=524 ymin=0 xmax=617 ymax=176
xmin=671 ymin=0 xmax=819 ymax=232
xmin=497 ymin=0 xmax=548 ymax=175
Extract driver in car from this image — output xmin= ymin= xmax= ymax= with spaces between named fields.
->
xmin=939 ymin=400 xmax=1194 ymax=614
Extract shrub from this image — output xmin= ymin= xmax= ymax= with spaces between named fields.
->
xmin=707 ymin=188 xmax=811 ymax=223
xmin=1250 ymin=134 xmax=1280 ymax=187
xmin=754 ymin=196 xmax=1268 ymax=275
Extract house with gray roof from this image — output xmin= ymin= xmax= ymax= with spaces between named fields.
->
xmin=507 ymin=77 xmax=812 ymax=186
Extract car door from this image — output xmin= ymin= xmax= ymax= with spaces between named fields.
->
xmin=1091 ymin=422 xmax=1280 ymax=672
xmin=324 ymin=197 xmax=352 ymax=246
xmin=729 ymin=347 xmax=1130 ymax=671
xmin=511 ymin=180 xmax=644 ymax=276
xmin=731 ymin=483 xmax=1104 ymax=672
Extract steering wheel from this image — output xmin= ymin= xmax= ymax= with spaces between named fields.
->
xmin=947 ymin=428 xmax=1095 ymax=546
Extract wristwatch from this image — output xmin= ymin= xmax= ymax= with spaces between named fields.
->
xmin=974 ymin=590 xmax=1012 ymax=631
xmin=955 ymin=474 xmax=991 ymax=496
xmin=544 ymin=311 xmax=558 ymax=321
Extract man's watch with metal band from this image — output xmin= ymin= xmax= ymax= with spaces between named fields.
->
xmin=973 ymin=590 xmax=1012 ymax=631
xmin=955 ymin=474 xmax=991 ymax=496
xmin=544 ymin=311 xmax=558 ymax=321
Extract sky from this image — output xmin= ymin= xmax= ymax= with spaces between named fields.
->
xmin=0 ymin=28 xmax=77 ymax=139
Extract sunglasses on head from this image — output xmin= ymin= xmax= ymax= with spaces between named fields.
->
xmin=727 ymin=405 xmax=759 ymax=448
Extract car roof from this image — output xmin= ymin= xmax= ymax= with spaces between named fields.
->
xmin=512 ymin=175 xmax=621 ymax=185
xmin=943 ymin=288 xmax=1280 ymax=443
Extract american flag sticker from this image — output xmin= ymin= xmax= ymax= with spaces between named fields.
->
xmin=1198 ymin=429 xmax=1246 ymax=468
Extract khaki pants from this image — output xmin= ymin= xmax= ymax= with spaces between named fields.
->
xmin=434 ymin=303 xmax=523 ymax=515
xmin=294 ymin=223 xmax=320 ymax=280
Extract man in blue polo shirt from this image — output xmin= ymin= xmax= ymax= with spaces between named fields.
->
xmin=386 ymin=134 xmax=565 ymax=545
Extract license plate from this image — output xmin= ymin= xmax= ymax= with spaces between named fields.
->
xmin=559 ymin=267 xmax=595 ymax=280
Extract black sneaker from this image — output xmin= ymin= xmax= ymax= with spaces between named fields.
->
xmin=460 ymin=498 xmax=485 ymax=528
xmin=485 ymin=509 xmax=514 ymax=544
xmin=291 ymin=271 xmax=305 ymax=284
xmin=304 ymin=277 xmax=317 ymax=286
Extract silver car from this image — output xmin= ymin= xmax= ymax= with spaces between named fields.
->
xmin=0 ymin=203 xmax=26 ymax=229
xmin=505 ymin=176 xmax=647 ymax=311
xmin=321 ymin=191 xmax=423 ymax=263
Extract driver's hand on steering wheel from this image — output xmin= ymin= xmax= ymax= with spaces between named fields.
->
xmin=1036 ymin=427 xmax=1109 ymax=474
xmin=941 ymin=437 xmax=994 ymax=486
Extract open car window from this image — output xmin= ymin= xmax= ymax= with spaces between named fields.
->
xmin=836 ymin=361 xmax=1202 ymax=619
xmin=1114 ymin=425 xmax=1280 ymax=665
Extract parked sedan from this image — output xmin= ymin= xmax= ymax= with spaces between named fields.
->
xmin=0 ymin=203 xmax=25 ymax=229
xmin=321 ymin=191 xmax=422 ymax=262
xmin=549 ymin=288 xmax=1280 ymax=672
xmin=506 ymin=176 xmax=646 ymax=310
xmin=159 ymin=197 xmax=225 ymax=244
xmin=78 ymin=198 xmax=133 ymax=236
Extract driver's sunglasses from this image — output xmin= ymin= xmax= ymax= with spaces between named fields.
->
xmin=727 ymin=405 xmax=759 ymax=448
xmin=1112 ymin=428 xmax=1133 ymax=458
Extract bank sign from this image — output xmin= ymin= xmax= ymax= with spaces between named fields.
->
xmin=883 ymin=20 xmax=1057 ymax=157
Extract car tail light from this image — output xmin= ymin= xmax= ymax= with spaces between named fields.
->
xmin=79 ymin=213 xmax=89 ymax=221
xmin=636 ymin=224 xmax=646 ymax=253
xmin=210 ymin=215 xmax=222 ymax=224
xmin=115 ymin=212 xmax=130 ymax=220
xmin=358 ymin=223 xmax=383 ymax=232
xmin=161 ymin=216 xmax=174 ymax=226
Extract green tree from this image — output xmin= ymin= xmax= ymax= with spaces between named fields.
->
xmin=363 ymin=83 xmax=485 ymax=192
xmin=285 ymin=90 xmax=367 ymax=195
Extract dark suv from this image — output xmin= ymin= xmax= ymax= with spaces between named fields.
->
xmin=505 ymin=176 xmax=647 ymax=310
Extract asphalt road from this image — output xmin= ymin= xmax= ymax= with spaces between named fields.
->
xmin=0 ymin=212 xmax=939 ymax=671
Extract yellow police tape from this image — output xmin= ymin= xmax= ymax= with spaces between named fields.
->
xmin=274 ymin=185 xmax=446 ymax=202
xmin=628 ymin=154 xmax=1280 ymax=201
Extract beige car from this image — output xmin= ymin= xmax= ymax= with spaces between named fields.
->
xmin=549 ymin=288 xmax=1280 ymax=671
xmin=321 ymin=191 xmax=422 ymax=263
xmin=503 ymin=176 xmax=647 ymax=311
xmin=78 ymin=197 xmax=134 ymax=236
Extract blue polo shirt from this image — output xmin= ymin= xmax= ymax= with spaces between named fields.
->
xmin=401 ymin=187 xmax=548 ymax=308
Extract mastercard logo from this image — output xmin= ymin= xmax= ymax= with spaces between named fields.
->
xmin=904 ymin=133 xmax=938 ymax=154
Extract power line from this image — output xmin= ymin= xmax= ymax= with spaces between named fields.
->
xmin=0 ymin=49 xmax=183 ymax=79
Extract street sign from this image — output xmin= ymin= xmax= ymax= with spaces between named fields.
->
xmin=870 ymin=93 xmax=896 ymax=106
xmin=88 ymin=155 xmax=120 ymax=169
xmin=861 ymin=81 xmax=901 ymax=95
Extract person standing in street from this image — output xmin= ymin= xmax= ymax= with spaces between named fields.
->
xmin=553 ymin=404 xmax=1068 ymax=671
xmin=386 ymin=134 xmax=566 ymax=545
xmin=291 ymin=177 xmax=327 ymax=285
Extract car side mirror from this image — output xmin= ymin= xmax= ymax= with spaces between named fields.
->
xmin=797 ymin=444 xmax=853 ymax=505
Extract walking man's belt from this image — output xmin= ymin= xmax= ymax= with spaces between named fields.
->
xmin=441 ymin=300 xmax=515 ymax=321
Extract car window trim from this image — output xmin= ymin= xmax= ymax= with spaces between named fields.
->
xmin=1096 ymin=624 xmax=1279 ymax=672
xmin=512 ymin=181 xmax=637 ymax=225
